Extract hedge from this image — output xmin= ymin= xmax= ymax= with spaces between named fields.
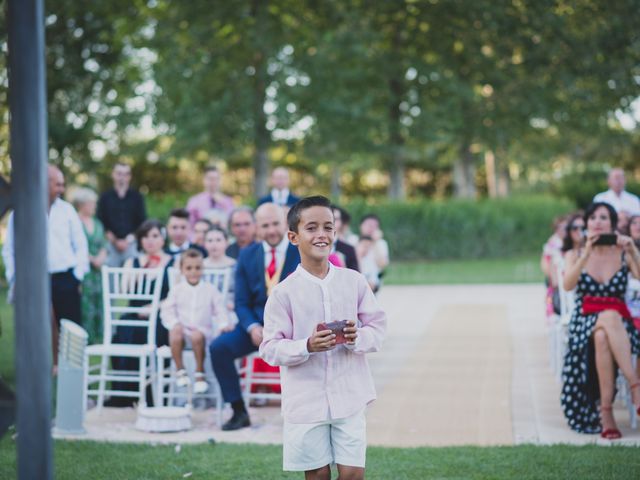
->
xmin=146 ymin=193 xmax=573 ymax=260
xmin=342 ymin=196 xmax=574 ymax=260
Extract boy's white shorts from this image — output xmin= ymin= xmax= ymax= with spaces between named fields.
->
xmin=282 ymin=408 xmax=366 ymax=472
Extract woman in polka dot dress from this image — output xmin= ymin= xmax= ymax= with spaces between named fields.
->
xmin=561 ymin=202 xmax=640 ymax=439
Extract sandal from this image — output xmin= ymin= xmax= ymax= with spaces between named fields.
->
xmin=600 ymin=405 xmax=622 ymax=440
xmin=193 ymin=372 xmax=208 ymax=394
xmin=175 ymin=369 xmax=190 ymax=388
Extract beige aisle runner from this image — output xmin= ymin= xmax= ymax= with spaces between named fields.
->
xmin=367 ymin=304 xmax=513 ymax=447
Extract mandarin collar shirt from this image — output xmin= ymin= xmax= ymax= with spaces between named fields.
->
xmin=260 ymin=263 xmax=387 ymax=423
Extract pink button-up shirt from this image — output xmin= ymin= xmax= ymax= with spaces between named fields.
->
xmin=260 ymin=264 xmax=387 ymax=424
xmin=186 ymin=191 xmax=235 ymax=226
xmin=161 ymin=280 xmax=227 ymax=341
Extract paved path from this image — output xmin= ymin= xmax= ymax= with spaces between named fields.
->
xmin=66 ymin=284 xmax=640 ymax=446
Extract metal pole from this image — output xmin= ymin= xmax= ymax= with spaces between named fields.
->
xmin=7 ymin=0 xmax=53 ymax=479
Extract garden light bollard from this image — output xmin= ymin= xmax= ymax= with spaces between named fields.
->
xmin=53 ymin=320 xmax=88 ymax=435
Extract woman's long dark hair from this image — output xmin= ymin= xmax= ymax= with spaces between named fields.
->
xmin=561 ymin=212 xmax=584 ymax=252
xmin=583 ymin=202 xmax=618 ymax=233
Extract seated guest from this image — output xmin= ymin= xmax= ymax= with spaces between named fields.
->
xmin=359 ymin=214 xmax=390 ymax=275
xmin=356 ymin=235 xmax=380 ymax=292
xmin=204 ymin=227 xmax=237 ymax=270
xmin=203 ymin=227 xmax=238 ymax=323
xmin=225 ymin=206 xmax=257 ymax=259
xmin=97 ymin=162 xmax=146 ymax=267
xmin=630 ymin=214 xmax=640 ymax=249
xmin=561 ymin=202 xmax=640 ymax=439
xmin=192 ymin=219 xmax=213 ymax=248
xmin=109 ymin=219 xmax=174 ymax=406
xmin=257 ymin=167 xmax=300 ymax=207
xmin=617 ymin=210 xmax=632 ymax=235
xmin=165 ymin=208 xmax=207 ymax=260
xmin=541 ymin=214 xmax=568 ymax=318
xmin=161 ymin=248 xmax=229 ymax=394
xmin=209 ymin=203 xmax=300 ymax=430
xmin=561 ymin=213 xmax=585 ymax=255
xmin=186 ymin=165 xmax=235 ymax=227
xmin=593 ymin=168 xmax=640 ymax=215
xmin=73 ymin=187 xmax=108 ymax=343
xmin=331 ymin=205 xmax=359 ymax=271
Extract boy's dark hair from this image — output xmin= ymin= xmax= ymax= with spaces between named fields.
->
xmin=360 ymin=213 xmax=381 ymax=226
xmin=180 ymin=248 xmax=204 ymax=268
xmin=135 ymin=219 xmax=165 ymax=251
xmin=168 ymin=208 xmax=189 ymax=221
xmin=206 ymin=225 xmax=229 ymax=240
xmin=182 ymin=247 xmax=204 ymax=261
xmin=204 ymin=164 xmax=219 ymax=174
xmin=287 ymin=195 xmax=333 ymax=233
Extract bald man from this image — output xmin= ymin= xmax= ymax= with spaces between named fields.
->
xmin=3 ymin=165 xmax=89 ymax=324
xmin=210 ymin=203 xmax=300 ymax=430
xmin=257 ymin=167 xmax=300 ymax=207
xmin=594 ymin=168 xmax=640 ymax=215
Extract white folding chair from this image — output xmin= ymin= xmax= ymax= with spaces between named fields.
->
xmin=238 ymin=352 xmax=281 ymax=404
xmin=84 ymin=267 xmax=164 ymax=412
xmin=156 ymin=266 xmax=233 ymax=426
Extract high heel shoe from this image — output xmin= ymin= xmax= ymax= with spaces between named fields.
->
xmin=600 ymin=405 xmax=622 ymax=440
xmin=630 ymin=382 xmax=640 ymax=416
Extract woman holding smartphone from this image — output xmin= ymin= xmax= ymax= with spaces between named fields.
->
xmin=561 ymin=202 xmax=640 ymax=439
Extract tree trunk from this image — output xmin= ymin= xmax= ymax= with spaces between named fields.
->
xmin=484 ymin=150 xmax=497 ymax=198
xmin=453 ymin=143 xmax=476 ymax=198
xmin=495 ymin=147 xmax=510 ymax=197
xmin=330 ymin=164 xmax=341 ymax=199
xmin=388 ymin=149 xmax=405 ymax=199
xmin=251 ymin=0 xmax=269 ymax=198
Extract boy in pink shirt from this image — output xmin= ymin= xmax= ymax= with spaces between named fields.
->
xmin=260 ymin=196 xmax=387 ymax=479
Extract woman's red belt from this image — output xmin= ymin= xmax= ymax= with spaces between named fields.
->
xmin=582 ymin=296 xmax=632 ymax=318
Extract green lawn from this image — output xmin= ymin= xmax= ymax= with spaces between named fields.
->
xmin=0 ymin=437 xmax=638 ymax=479
xmin=385 ymin=255 xmax=542 ymax=285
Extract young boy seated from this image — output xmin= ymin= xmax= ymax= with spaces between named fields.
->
xmin=161 ymin=248 xmax=228 ymax=394
xmin=260 ymin=196 xmax=387 ymax=480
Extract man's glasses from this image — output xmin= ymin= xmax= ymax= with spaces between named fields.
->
xmin=570 ymin=225 xmax=584 ymax=231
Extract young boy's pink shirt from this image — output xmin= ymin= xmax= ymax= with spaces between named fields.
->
xmin=161 ymin=280 xmax=227 ymax=341
xmin=260 ymin=263 xmax=387 ymax=424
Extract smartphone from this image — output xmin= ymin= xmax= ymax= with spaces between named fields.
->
xmin=593 ymin=233 xmax=618 ymax=246
xmin=316 ymin=320 xmax=349 ymax=344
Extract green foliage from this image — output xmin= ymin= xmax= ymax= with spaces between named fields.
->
xmin=343 ymin=196 xmax=574 ymax=260
xmin=1 ymin=438 xmax=639 ymax=480
xmin=145 ymin=192 xmax=191 ymax=223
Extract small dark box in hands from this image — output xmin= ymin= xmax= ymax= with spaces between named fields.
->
xmin=593 ymin=233 xmax=617 ymax=246
xmin=317 ymin=320 xmax=350 ymax=344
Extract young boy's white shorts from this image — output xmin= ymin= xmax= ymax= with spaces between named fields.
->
xmin=282 ymin=408 xmax=366 ymax=471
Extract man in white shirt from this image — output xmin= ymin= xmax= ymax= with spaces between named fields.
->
xmin=593 ymin=168 xmax=640 ymax=215
xmin=2 ymin=165 xmax=89 ymax=325
xmin=257 ymin=167 xmax=301 ymax=207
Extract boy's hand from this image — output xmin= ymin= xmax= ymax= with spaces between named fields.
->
xmin=343 ymin=320 xmax=358 ymax=345
xmin=307 ymin=328 xmax=336 ymax=353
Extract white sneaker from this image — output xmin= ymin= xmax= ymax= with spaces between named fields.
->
xmin=194 ymin=380 xmax=209 ymax=394
xmin=175 ymin=369 xmax=190 ymax=388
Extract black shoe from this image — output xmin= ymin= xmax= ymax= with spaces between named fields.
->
xmin=221 ymin=411 xmax=251 ymax=431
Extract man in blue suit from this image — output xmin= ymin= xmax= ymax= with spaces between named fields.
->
xmin=257 ymin=167 xmax=300 ymax=207
xmin=210 ymin=202 xmax=300 ymax=430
